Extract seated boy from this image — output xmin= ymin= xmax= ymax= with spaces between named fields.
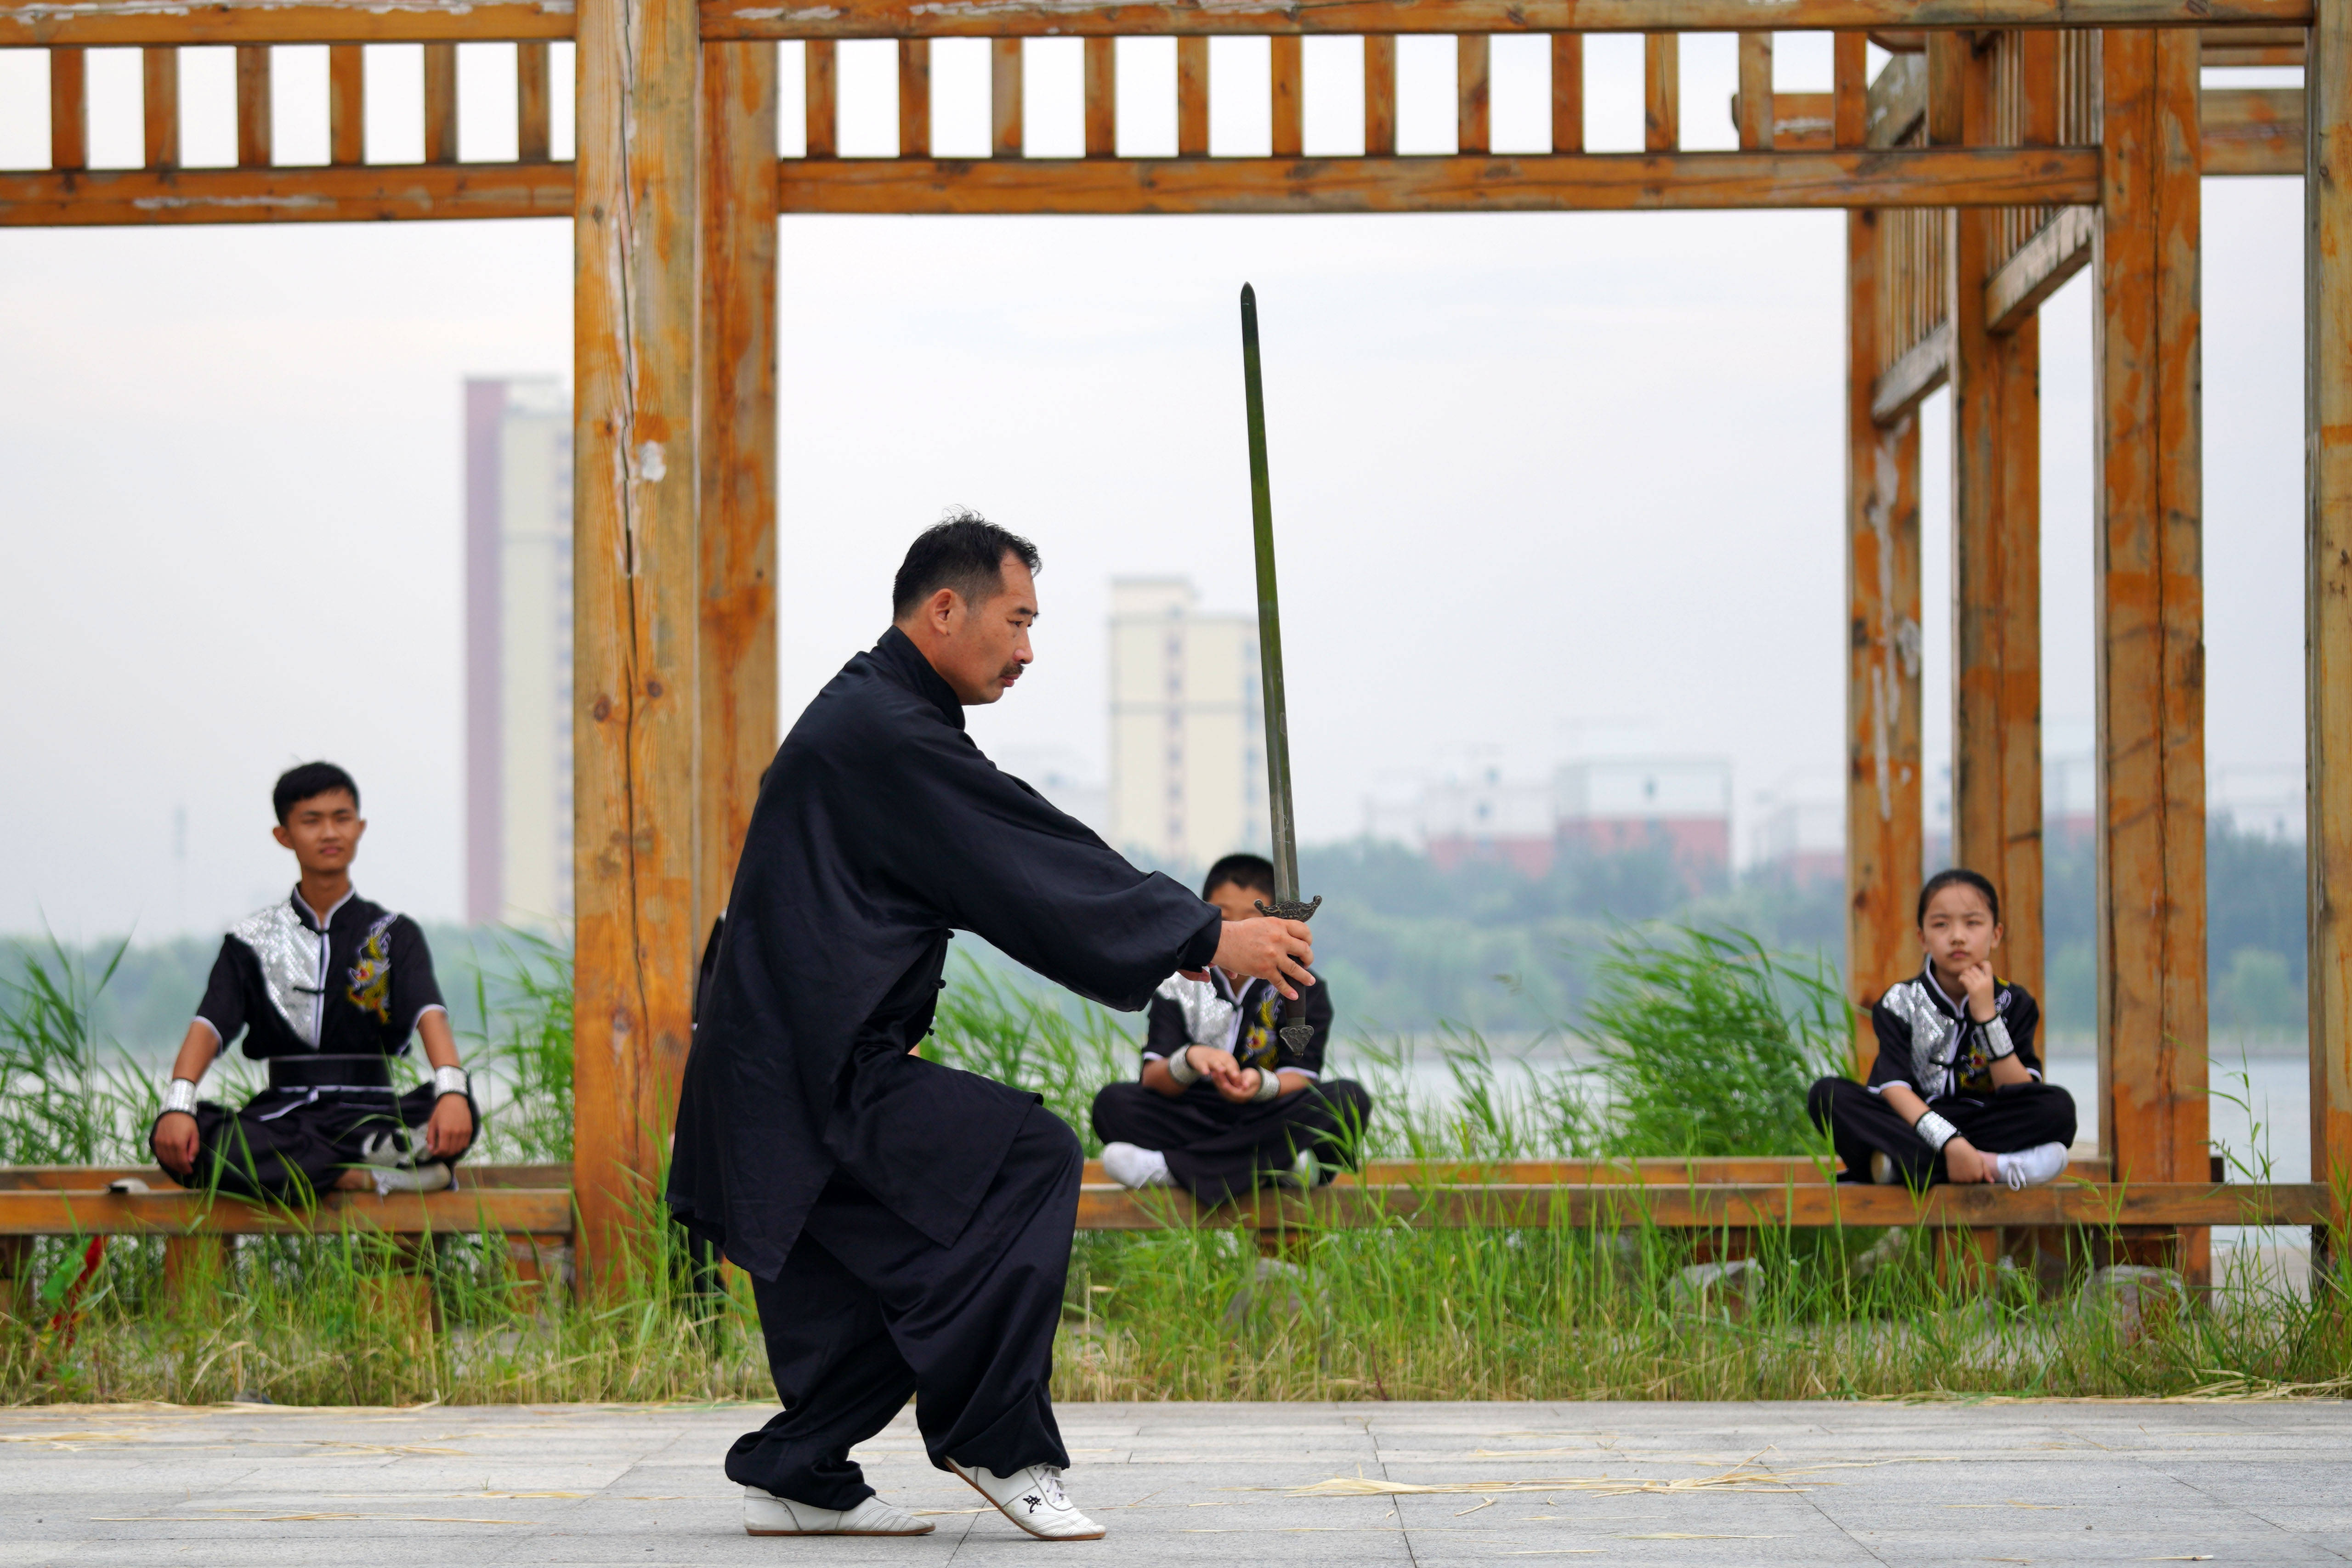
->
xmin=1092 ymin=853 xmax=1369 ymax=1202
xmin=148 ymin=762 xmax=477 ymax=1201
xmin=1808 ymin=867 xmax=2074 ymax=1189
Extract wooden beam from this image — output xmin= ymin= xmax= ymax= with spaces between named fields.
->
xmin=49 ymin=44 xmax=85 ymax=169
xmin=2308 ymin=0 xmax=2352 ymax=1257
xmin=698 ymin=38 xmax=779 ymax=949
xmin=329 ymin=42 xmax=363 ymax=164
xmin=141 ymin=45 xmax=177 ymax=168
xmin=235 ymin=44 xmax=270 ymax=166
xmin=517 ymin=39 xmax=551 ymax=162
xmin=1869 ymin=49 xmax=1926 ymax=146
xmin=992 ymin=37 xmax=1022 ymax=156
xmin=2096 ymin=27 xmax=2207 ymax=1281
xmin=776 ymin=146 xmax=2099 ymax=214
xmin=1925 ymin=29 xmax=1964 ymax=147
xmin=1457 ymin=34 xmax=1488 ymax=155
xmin=1272 ymin=34 xmax=1302 ymax=157
xmin=2204 ymin=23 xmax=2305 ymax=61
xmin=1643 ymin=33 xmax=1678 ymax=152
xmin=1366 ymin=34 xmax=1395 ymax=155
xmin=1834 ymin=30 xmax=1867 ymax=146
xmin=1987 ymin=204 xmax=2096 ymax=332
xmin=1550 ymin=33 xmax=1581 ymax=153
xmin=0 ymin=160 xmax=574 ymax=222
xmin=697 ymin=0 xmax=2322 ymax=43
xmin=900 ymin=37 xmax=931 ymax=157
xmin=424 ymin=40 xmax=457 ymax=164
xmin=1847 ymin=208 xmax=1926 ymax=1080
xmin=1870 ymin=317 xmax=1950 ymax=423
xmin=805 ymin=38 xmax=835 ymax=157
xmin=572 ymin=0 xmax=701 ymax=1293
xmin=1950 ymin=35 xmax=2046 ymax=1007
xmin=1083 ymin=34 xmax=1113 ymax=157
xmin=0 ymin=1187 xmax=574 ymax=1235
xmin=6 ymin=0 xmax=574 ymax=45
xmin=1178 ymin=34 xmax=1207 ymax=155
xmin=2203 ymin=84 xmax=2304 ymax=176
xmin=1737 ymin=32 xmax=1773 ymax=150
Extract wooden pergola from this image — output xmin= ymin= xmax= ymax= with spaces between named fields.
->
xmin=5 ymin=0 xmax=2346 ymax=1290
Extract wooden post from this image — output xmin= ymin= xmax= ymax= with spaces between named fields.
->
xmin=1643 ymin=34 xmax=1678 ymax=153
xmin=992 ymin=39 xmax=1022 ymax=158
xmin=573 ymin=0 xmax=702 ymax=1293
xmin=1179 ymin=36 xmax=1208 ymax=157
xmin=1083 ymin=36 xmax=1113 ymax=158
xmin=236 ymin=45 xmax=270 ymax=168
xmin=700 ymin=38 xmax=779 ymax=946
xmin=900 ymin=39 xmax=931 ymax=159
xmin=1551 ymin=34 xmax=1582 ymax=154
xmin=2095 ymin=28 xmax=2206 ymax=1283
xmin=1950 ymin=34 xmax=2046 ymax=1005
xmin=1737 ymin=33 xmax=1773 ymax=151
xmin=424 ymin=42 xmax=458 ymax=164
xmin=2307 ymin=0 xmax=2352 ymax=1271
xmin=50 ymin=46 xmax=86 ymax=171
xmin=142 ymin=47 xmax=178 ymax=170
xmin=1366 ymin=36 xmax=1396 ymax=157
xmin=806 ymin=40 xmax=836 ymax=159
xmin=1832 ymin=31 xmax=1866 ymax=148
xmin=1848 ymin=207 xmax=1926 ymax=1078
xmin=329 ymin=45 xmax=363 ymax=165
xmin=1457 ymin=35 xmax=1489 ymax=156
xmin=1272 ymin=35 xmax=1302 ymax=158
xmin=519 ymin=42 xmax=552 ymax=163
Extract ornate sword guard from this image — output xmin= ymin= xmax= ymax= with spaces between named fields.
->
xmin=1253 ymin=896 xmax=1321 ymax=922
xmin=1253 ymin=895 xmax=1322 ymax=1050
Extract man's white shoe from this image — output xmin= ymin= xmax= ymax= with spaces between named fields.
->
xmin=1997 ymin=1141 xmax=2071 ymax=1190
xmin=948 ymin=1460 xmax=1106 ymax=1540
xmin=742 ymin=1486 xmax=934 ymax=1536
xmin=1099 ymin=1142 xmax=1172 ymax=1190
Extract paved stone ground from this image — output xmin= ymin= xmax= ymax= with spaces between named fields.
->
xmin=2 ymin=1399 xmax=2348 ymax=1566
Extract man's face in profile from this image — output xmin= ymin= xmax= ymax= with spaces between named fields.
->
xmin=933 ymin=553 xmax=1037 ymax=705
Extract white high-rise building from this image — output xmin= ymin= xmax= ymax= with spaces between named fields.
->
xmin=1108 ymin=578 xmax=1265 ymax=872
xmin=465 ymin=377 xmax=573 ymax=928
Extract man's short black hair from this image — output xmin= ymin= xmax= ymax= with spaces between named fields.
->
xmin=1202 ymin=853 xmax=1277 ymax=902
xmin=1917 ymin=867 xmax=2000 ymax=925
xmin=274 ymin=761 xmax=360 ymax=824
xmin=891 ymin=508 xmax=1042 ymax=621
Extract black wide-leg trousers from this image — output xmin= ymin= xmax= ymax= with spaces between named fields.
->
xmin=1091 ymin=1077 xmax=1373 ymax=1205
xmin=1807 ymin=1076 xmax=2077 ymax=1187
xmin=727 ymin=1104 xmax=1081 ymax=1511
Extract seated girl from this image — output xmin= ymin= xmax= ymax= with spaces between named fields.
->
xmin=1808 ymin=868 xmax=2074 ymax=1189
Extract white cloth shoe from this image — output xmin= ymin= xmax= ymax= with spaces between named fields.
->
xmin=1997 ymin=1141 xmax=2071 ymax=1189
xmin=949 ymin=1460 xmax=1106 ymax=1540
xmin=1869 ymin=1151 xmax=1897 ymax=1185
xmin=742 ymin=1486 xmax=934 ymax=1536
xmin=1100 ymin=1142 xmax=1172 ymax=1190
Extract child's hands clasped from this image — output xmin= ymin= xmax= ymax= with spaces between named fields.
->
xmin=1181 ymin=1045 xmax=1265 ymax=1103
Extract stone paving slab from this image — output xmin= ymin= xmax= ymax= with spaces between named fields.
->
xmin=0 ymin=1399 xmax=2347 ymax=1566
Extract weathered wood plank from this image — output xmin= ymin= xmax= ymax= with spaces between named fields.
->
xmin=777 ymin=146 xmax=2099 ymax=214
xmin=992 ymin=36 xmax=1022 ymax=155
xmin=572 ymin=0 xmax=702 ymax=1293
xmin=1644 ymin=32 xmax=1677 ymax=151
xmin=696 ymin=0 xmax=2320 ymax=43
xmin=1987 ymin=204 xmax=2095 ymax=332
xmin=900 ymin=36 xmax=930 ymax=157
xmin=805 ymin=38 xmax=835 ymax=157
xmin=424 ymin=40 xmax=457 ymax=163
xmin=5 ymin=0 xmax=573 ymax=45
xmin=1834 ymin=30 xmax=1866 ymax=146
xmin=50 ymin=43 xmax=85 ymax=168
xmin=1366 ymin=33 xmax=1396 ymax=154
xmin=1847 ymin=207 xmax=1926 ymax=1079
xmin=1550 ymin=32 xmax=1580 ymax=153
xmin=1870 ymin=316 xmax=1950 ymax=423
xmin=0 ymin=1163 xmax=572 ymax=1190
xmin=517 ymin=39 xmax=551 ymax=162
xmin=141 ymin=44 xmax=176 ymax=167
xmin=1178 ymin=34 xmax=1207 ymax=154
xmin=2308 ymin=0 xmax=2352 ymax=1247
xmin=1949 ymin=32 xmax=2046 ymax=1007
xmin=698 ymin=38 xmax=780 ymax=947
xmin=2204 ymin=23 xmax=2304 ymax=62
xmin=1457 ymin=33 xmax=1488 ymax=155
xmin=329 ymin=42 xmax=363 ymax=163
xmin=235 ymin=42 xmax=268 ymax=166
xmin=1737 ymin=31 xmax=1772 ymax=150
xmin=1083 ymin=34 xmax=1112 ymax=156
xmin=0 ymin=160 xmax=574 ymax=222
xmin=2203 ymin=84 xmax=2303 ymax=176
xmin=1271 ymin=33 xmax=1302 ymax=156
xmin=0 ymin=1188 xmax=575 ymax=1235
xmin=2096 ymin=27 xmax=2207 ymax=1279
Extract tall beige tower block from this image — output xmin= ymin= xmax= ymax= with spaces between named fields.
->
xmin=1108 ymin=578 xmax=1265 ymax=874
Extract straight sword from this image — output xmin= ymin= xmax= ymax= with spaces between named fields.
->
xmin=1238 ymin=283 xmax=1320 ymax=1051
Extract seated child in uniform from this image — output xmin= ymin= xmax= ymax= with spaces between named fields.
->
xmin=1808 ymin=867 xmax=2075 ymax=1188
xmin=1092 ymin=853 xmax=1370 ymax=1202
xmin=148 ymin=762 xmax=478 ymax=1201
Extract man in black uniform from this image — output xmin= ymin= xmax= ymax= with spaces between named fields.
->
xmin=1093 ymin=853 xmax=1370 ymax=1202
xmin=149 ymin=763 xmax=476 ymax=1201
xmin=668 ymin=513 xmax=1316 ymax=1542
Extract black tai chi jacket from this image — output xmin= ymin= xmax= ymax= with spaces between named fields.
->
xmin=668 ymin=626 xmax=1223 ymax=1281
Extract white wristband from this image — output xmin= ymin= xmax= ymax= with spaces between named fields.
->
xmin=1981 ymin=1016 xmax=2016 ymax=1059
xmin=432 ymin=1064 xmax=471 ymax=1100
xmin=1252 ymin=1067 xmax=1282 ymax=1102
xmin=1165 ymin=1050 xmax=1203 ymax=1087
xmin=163 ymin=1078 xmax=199 ymax=1116
xmin=1914 ymin=1110 xmax=1958 ymax=1152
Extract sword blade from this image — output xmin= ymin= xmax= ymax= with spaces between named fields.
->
xmin=1239 ymin=283 xmax=1301 ymax=906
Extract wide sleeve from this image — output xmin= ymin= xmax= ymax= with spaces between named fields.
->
xmin=1864 ymin=995 xmax=1910 ymax=1093
xmin=193 ymin=937 xmax=247 ymax=1054
xmin=387 ymin=917 xmax=448 ymax=1039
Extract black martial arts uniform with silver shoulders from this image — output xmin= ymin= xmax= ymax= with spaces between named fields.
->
xmin=1091 ymin=968 xmax=1369 ymax=1203
xmin=669 ymin=626 xmax=1222 ymax=1513
xmin=173 ymin=889 xmax=470 ymax=1201
xmin=1807 ymin=965 xmax=2074 ymax=1185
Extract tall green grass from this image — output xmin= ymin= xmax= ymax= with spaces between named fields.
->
xmin=1 ymin=928 xmax=2344 ymax=1407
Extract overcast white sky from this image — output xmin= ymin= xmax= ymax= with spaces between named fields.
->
xmin=0 ymin=41 xmax=2308 ymax=941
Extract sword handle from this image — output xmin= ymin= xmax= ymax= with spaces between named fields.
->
xmin=1253 ymin=896 xmax=1321 ymax=1052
